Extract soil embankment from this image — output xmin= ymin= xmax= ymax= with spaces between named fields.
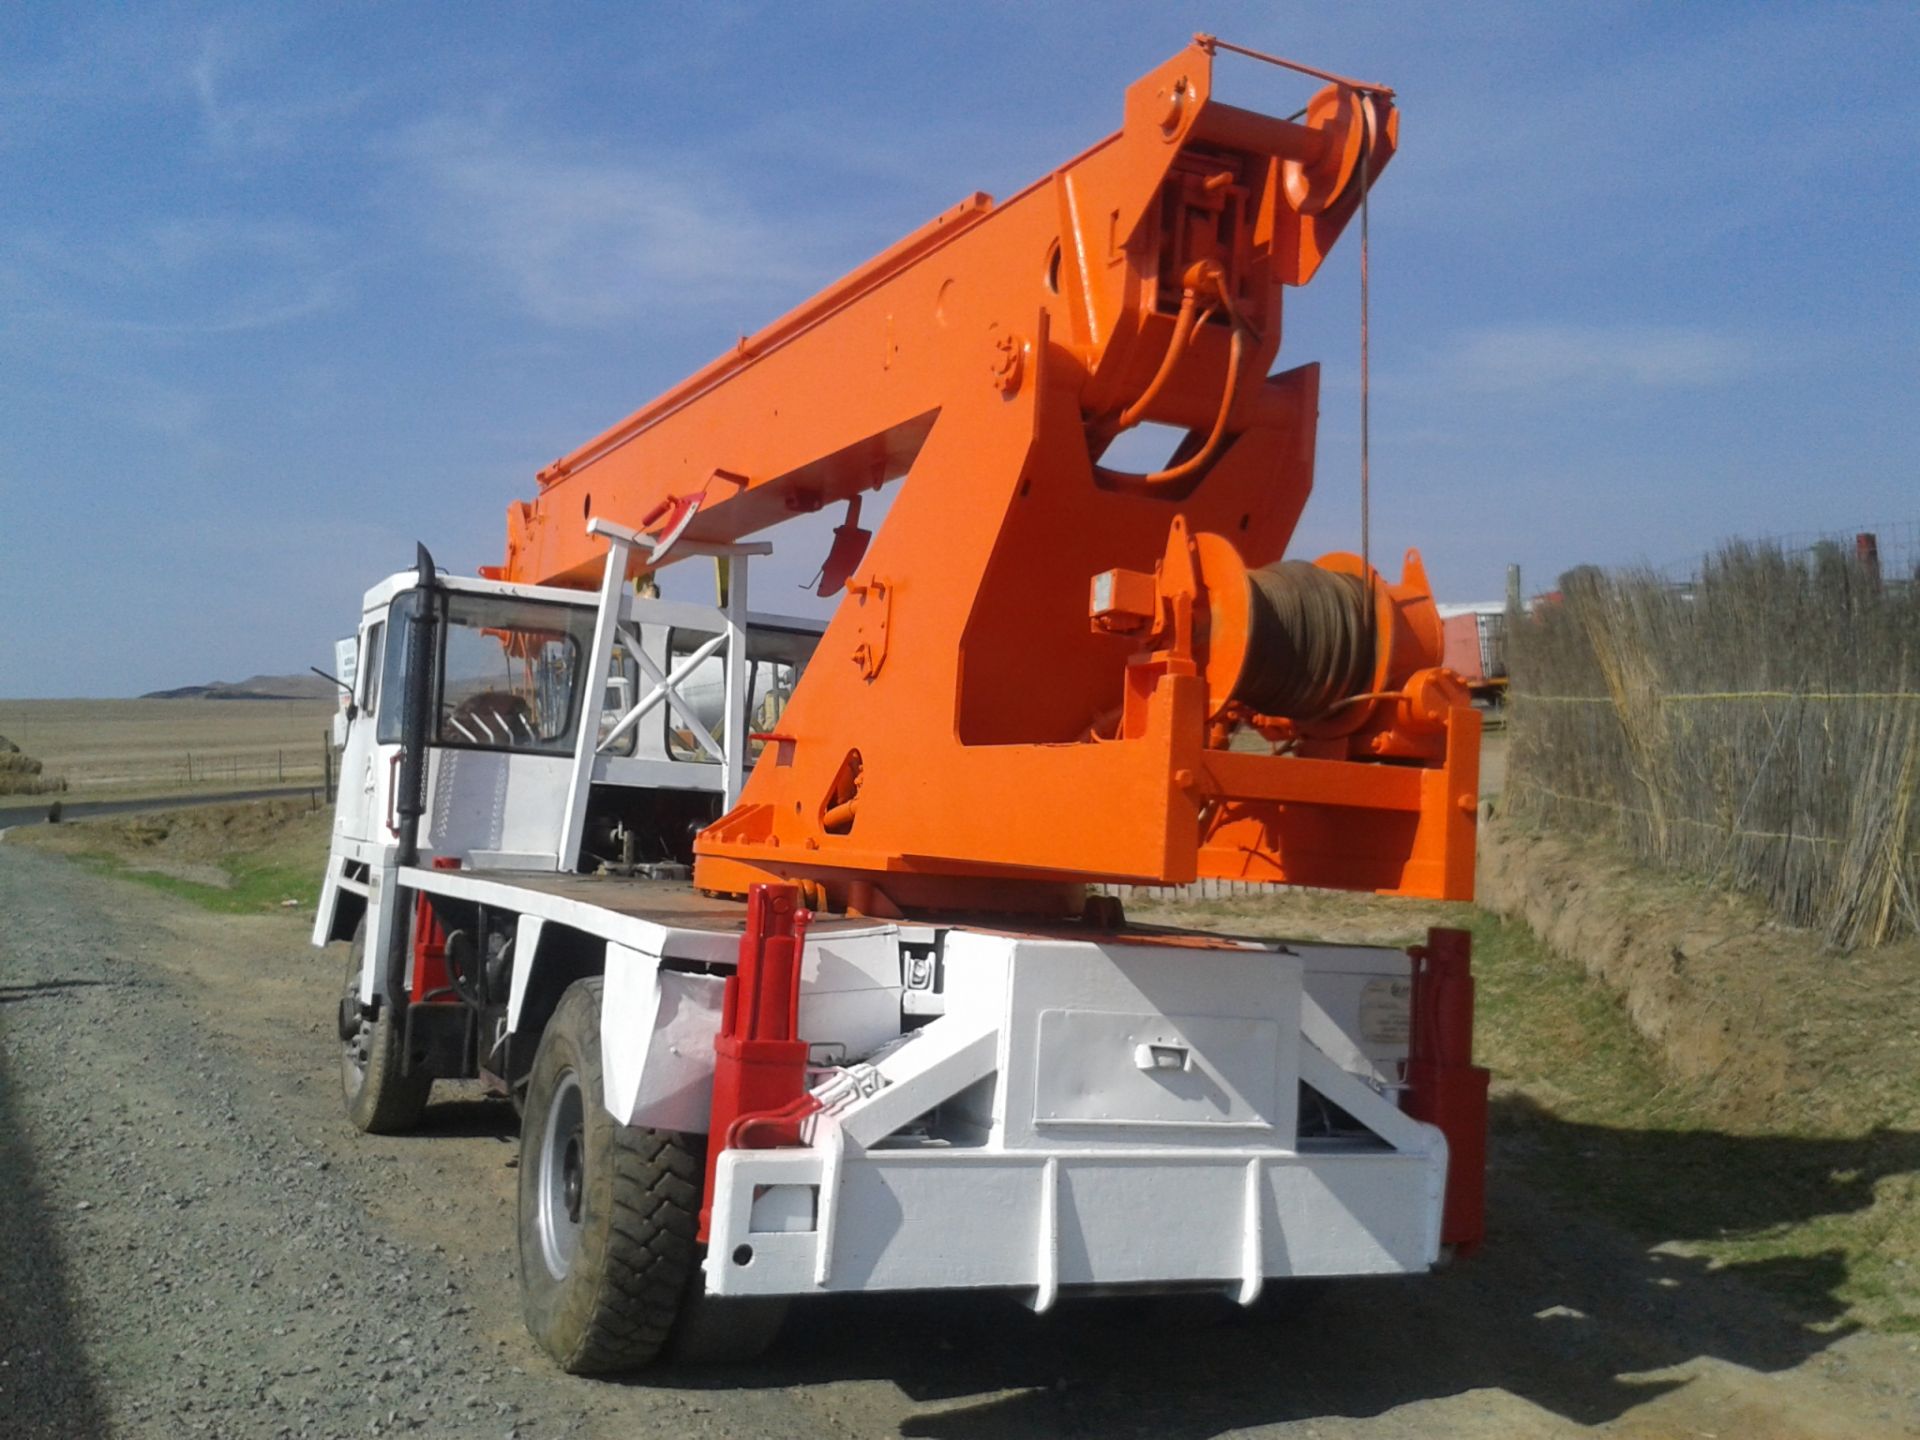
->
xmin=1477 ymin=808 xmax=1920 ymax=1135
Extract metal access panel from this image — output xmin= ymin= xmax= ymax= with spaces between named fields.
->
xmin=996 ymin=938 xmax=1303 ymax=1151
xmin=1032 ymin=1009 xmax=1281 ymax=1131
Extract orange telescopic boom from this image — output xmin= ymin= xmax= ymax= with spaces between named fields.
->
xmin=484 ymin=36 xmax=1479 ymax=916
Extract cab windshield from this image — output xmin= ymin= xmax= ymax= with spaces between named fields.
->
xmin=375 ymin=589 xmax=596 ymax=754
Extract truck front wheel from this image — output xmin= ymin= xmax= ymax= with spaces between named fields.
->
xmin=340 ymin=921 xmax=432 ymax=1134
xmin=517 ymin=977 xmax=702 ymax=1373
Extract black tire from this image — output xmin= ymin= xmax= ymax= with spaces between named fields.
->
xmin=340 ymin=920 xmax=432 ymax=1134
xmin=518 ymin=977 xmax=703 ymax=1374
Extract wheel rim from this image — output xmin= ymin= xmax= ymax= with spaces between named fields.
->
xmin=342 ymin=1022 xmax=372 ymax=1095
xmin=537 ymin=1068 xmax=587 ymax=1280
xmin=341 ymin=960 xmax=372 ymax=1098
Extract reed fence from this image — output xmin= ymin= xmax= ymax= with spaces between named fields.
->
xmin=1507 ymin=539 xmax=1920 ymax=948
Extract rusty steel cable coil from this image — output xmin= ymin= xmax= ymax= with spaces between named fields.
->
xmin=1231 ymin=561 xmax=1375 ymax=719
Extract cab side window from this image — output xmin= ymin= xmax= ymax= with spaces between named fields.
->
xmin=360 ymin=622 xmax=385 ymax=717
xmin=375 ymin=592 xmax=418 ymax=745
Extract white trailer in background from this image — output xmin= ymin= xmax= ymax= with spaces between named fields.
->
xmin=315 ymin=524 xmax=1485 ymax=1372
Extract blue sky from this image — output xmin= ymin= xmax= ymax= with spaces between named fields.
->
xmin=2 ymin=2 xmax=1915 ymax=698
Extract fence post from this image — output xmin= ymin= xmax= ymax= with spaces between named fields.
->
xmin=1856 ymin=532 xmax=1881 ymax=591
xmin=322 ymin=732 xmax=335 ymax=805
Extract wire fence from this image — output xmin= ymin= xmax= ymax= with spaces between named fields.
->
xmin=174 ymin=750 xmax=329 ymax=788
xmin=39 ymin=746 xmax=334 ymax=795
xmin=1508 ymin=537 xmax=1920 ymax=949
xmin=1650 ymin=520 xmax=1919 ymax=589
xmin=1094 ymin=879 xmax=1296 ymax=905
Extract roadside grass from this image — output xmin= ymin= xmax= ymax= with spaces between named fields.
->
xmin=70 ymin=852 xmax=321 ymax=916
xmin=1137 ymin=895 xmax=1920 ymax=1333
xmin=5 ymin=796 xmax=332 ymax=918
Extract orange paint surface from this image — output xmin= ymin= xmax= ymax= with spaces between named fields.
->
xmin=489 ymin=39 xmax=1477 ymax=915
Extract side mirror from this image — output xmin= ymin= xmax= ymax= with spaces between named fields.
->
xmin=315 ymin=667 xmax=359 ymax=733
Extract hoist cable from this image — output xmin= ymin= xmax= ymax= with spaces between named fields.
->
xmin=1358 ymin=96 xmax=1373 ymax=615
xmin=1232 ymin=562 xmax=1375 ymax=719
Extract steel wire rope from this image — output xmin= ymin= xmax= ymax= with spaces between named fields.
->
xmin=1233 ymin=562 xmax=1375 ymax=718
xmin=1357 ymin=91 xmax=1375 ymax=694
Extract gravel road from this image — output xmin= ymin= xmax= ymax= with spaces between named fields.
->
xmin=5 ymin=842 xmax=1920 ymax=1439
xmin=0 ymin=786 xmax=323 ymax=831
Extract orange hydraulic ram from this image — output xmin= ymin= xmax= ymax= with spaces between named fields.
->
xmin=486 ymin=37 xmax=1479 ymax=916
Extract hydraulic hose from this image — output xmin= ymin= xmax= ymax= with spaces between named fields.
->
xmin=1094 ymin=268 xmax=1253 ymax=497
xmin=1114 ymin=287 xmax=1205 ymax=432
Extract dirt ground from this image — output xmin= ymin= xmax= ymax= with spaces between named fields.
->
xmin=7 ymin=838 xmax=1920 ymax=1438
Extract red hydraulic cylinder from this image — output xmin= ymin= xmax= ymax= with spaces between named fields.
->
xmin=699 ymin=883 xmax=814 ymax=1242
xmin=407 ymin=857 xmax=464 ymax=1002
xmin=1402 ymin=926 xmax=1490 ymax=1255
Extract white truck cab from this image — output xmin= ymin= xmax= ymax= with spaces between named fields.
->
xmin=320 ymin=553 xmax=821 ymax=933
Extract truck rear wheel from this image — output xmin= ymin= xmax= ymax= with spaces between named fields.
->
xmin=517 ymin=977 xmax=702 ymax=1373
xmin=340 ymin=921 xmax=432 ymax=1134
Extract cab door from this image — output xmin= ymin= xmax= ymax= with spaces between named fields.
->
xmin=334 ymin=595 xmax=410 ymax=852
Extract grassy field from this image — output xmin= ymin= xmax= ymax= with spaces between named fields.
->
xmin=0 ymin=698 xmax=337 ymax=797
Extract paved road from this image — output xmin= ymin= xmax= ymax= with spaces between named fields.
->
xmin=0 ymin=785 xmax=322 ymax=831
xmin=3 ymin=843 xmax=1917 ymax=1438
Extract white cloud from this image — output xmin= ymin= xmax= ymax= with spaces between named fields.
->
xmin=392 ymin=115 xmax=819 ymax=329
xmin=1446 ymin=323 xmax=1755 ymax=393
xmin=1 ymin=216 xmax=349 ymax=337
xmin=187 ymin=23 xmax=374 ymax=158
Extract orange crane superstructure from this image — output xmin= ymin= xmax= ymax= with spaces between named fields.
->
xmin=484 ymin=36 xmax=1479 ymax=917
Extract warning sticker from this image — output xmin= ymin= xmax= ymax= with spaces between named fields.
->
xmin=1358 ymin=977 xmax=1412 ymax=1047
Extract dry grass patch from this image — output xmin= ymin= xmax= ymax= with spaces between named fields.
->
xmin=7 ymin=797 xmax=333 ymax=912
xmin=0 ymin=735 xmax=67 ymax=795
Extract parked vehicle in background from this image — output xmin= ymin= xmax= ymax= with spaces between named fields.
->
xmin=1439 ymin=604 xmax=1509 ymax=705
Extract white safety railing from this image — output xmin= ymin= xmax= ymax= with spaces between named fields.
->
xmin=557 ymin=516 xmax=771 ymax=871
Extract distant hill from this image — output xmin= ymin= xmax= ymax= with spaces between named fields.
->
xmin=140 ymin=673 xmax=338 ymax=702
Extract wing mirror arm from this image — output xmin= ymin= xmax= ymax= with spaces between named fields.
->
xmin=311 ymin=666 xmax=359 ymax=721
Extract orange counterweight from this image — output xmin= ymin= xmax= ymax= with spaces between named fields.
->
xmin=486 ymin=36 xmax=1478 ymax=916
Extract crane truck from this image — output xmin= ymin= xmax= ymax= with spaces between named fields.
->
xmin=316 ymin=35 xmax=1488 ymax=1372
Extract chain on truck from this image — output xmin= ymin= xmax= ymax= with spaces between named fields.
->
xmin=315 ymin=34 xmax=1490 ymax=1372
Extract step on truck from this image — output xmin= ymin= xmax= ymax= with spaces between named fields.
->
xmin=315 ymin=34 xmax=1489 ymax=1371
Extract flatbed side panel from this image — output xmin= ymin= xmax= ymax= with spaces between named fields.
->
xmin=394 ymin=865 xmax=891 ymax=966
